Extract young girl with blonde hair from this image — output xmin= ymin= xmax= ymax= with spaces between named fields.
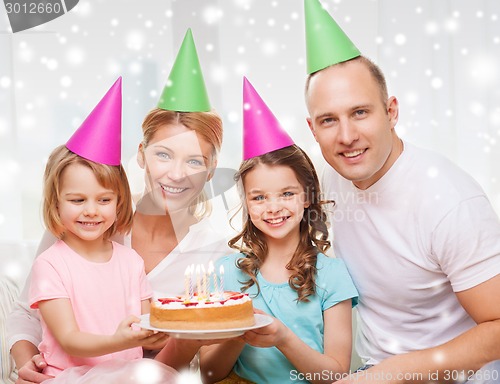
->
xmin=28 ymin=79 xmax=171 ymax=381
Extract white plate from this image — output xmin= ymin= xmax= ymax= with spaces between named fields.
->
xmin=139 ymin=313 xmax=273 ymax=340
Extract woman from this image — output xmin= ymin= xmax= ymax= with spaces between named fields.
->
xmin=8 ymin=29 xmax=232 ymax=383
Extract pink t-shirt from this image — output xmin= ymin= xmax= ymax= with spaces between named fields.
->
xmin=29 ymin=240 xmax=152 ymax=377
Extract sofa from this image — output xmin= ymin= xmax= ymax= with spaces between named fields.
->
xmin=0 ymin=241 xmax=38 ymax=383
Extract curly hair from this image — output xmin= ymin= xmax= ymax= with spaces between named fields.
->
xmin=229 ymin=145 xmax=334 ymax=302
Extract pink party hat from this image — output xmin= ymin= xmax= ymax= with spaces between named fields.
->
xmin=66 ymin=77 xmax=122 ymax=166
xmin=243 ymin=77 xmax=294 ymax=160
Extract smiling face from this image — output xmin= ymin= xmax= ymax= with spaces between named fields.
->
xmin=306 ymin=58 xmax=400 ymax=190
xmin=57 ymin=163 xmax=118 ymax=249
xmin=138 ymin=123 xmax=214 ymax=214
xmin=243 ymin=163 xmax=309 ymax=246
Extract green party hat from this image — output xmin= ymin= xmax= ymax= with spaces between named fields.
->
xmin=304 ymin=0 xmax=361 ymax=74
xmin=157 ymin=29 xmax=211 ymax=112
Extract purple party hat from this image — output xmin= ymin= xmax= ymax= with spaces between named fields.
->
xmin=243 ymin=77 xmax=294 ymax=160
xmin=66 ymin=77 xmax=122 ymax=166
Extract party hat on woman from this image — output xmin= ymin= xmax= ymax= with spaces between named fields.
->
xmin=66 ymin=77 xmax=122 ymax=166
xmin=157 ymin=28 xmax=211 ymax=112
xmin=243 ymin=77 xmax=294 ymax=160
xmin=304 ymin=0 xmax=361 ymax=74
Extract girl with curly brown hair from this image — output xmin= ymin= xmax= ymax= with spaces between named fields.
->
xmin=199 ymin=79 xmax=358 ymax=384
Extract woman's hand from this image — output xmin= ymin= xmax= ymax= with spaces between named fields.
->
xmin=16 ymin=354 xmax=53 ymax=384
xmin=142 ymin=332 xmax=169 ymax=351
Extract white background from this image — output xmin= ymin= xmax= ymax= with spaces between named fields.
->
xmin=1 ymin=0 xmax=499 ymax=244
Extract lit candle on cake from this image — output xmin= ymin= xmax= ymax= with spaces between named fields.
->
xmin=189 ymin=264 xmax=195 ymax=299
xmin=201 ymin=264 xmax=207 ymax=298
xmin=184 ymin=265 xmax=191 ymax=299
xmin=208 ymin=261 xmax=218 ymax=296
xmin=196 ymin=264 xmax=202 ymax=297
xmin=219 ymin=265 xmax=225 ymax=295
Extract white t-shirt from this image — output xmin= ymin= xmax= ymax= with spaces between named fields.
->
xmin=7 ymin=216 xmax=233 ymax=350
xmin=321 ymin=141 xmax=500 ymax=365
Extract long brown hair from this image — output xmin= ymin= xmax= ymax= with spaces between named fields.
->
xmin=229 ymin=145 xmax=333 ymax=302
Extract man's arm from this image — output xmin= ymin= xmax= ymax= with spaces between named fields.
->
xmin=8 ymin=231 xmax=57 ymax=368
xmin=7 ymin=272 xmax=42 ymax=369
xmin=339 ymin=274 xmax=500 ymax=383
xmin=8 ymin=273 xmax=50 ymax=384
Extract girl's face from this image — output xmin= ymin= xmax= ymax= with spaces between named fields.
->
xmin=138 ymin=123 xmax=214 ymax=214
xmin=244 ymin=163 xmax=309 ymax=245
xmin=57 ymin=163 xmax=118 ymax=247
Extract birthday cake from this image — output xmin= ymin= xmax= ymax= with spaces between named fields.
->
xmin=150 ymin=291 xmax=255 ymax=330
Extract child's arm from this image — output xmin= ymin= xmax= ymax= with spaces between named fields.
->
xmin=244 ymin=301 xmax=353 ymax=384
xmin=199 ymin=339 xmax=246 ymax=383
xmin=141 ymin=299 xmax=150 ymax=315
xmin=39 ymin=298 xmax=160 ymax=358
xmin=141 ymin=299 xmax=169 ymax=351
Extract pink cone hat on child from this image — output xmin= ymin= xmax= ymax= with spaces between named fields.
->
xmin=243 ymin=77 xmax=294 ymax=160
xmin=66 ymin=77 xmax=122 ymax=166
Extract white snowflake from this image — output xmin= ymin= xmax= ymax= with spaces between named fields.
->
xmin=469 ymin=55 xmax=498 ymax=86
xmin=126 ymin=31 xmax=145 ymax=51
xmin=227 ymin=111 xmax=239 ymax=123
xmin=46 ymin=58 xmax=59 ymax=71
xmin=443 ymin=18 xmax=458 ymax=33
xmin=74 ymin=1 xmax=91 ymax=17
xmin=0 ymin=76 xmax=12 ymax=88
xmin=261 ymin=39 xmax=277 ymax=55
xmin=234 ymin=62 xmax=247 ymax=76
xmin=404 ymin=92 xmax=418 ymax=106
xmin=425 ymin=21 xmax=439 ymax=35
xmin=233 ymin=0 xmax=253 ymax=10
xmin=470 ymin=102 xmax=485 ymax=117
xmin=427 ymin=167 xmax=439 ymax=178
xmin=211 ymin=66 xmax=227 ymax=84
xmin=430 ymin=77 xmax=443 ymax=90
xmin=394 ymin=33 xmax=406 ymax=45
xmin=203 ymin=6 xmax=224 ymax=25
xmin=0 ymin=118 xmax=7 ymax=136
xmin=129 ymin=62 xmax=143 ymax=75
xmin=66 ymin=47 xmax=85 ymax=65
xmin=60 ymin=76 xmax=72 ymax=87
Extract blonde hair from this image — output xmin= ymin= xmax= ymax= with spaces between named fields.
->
xmin=43 ymin=145 xmax=133 ymax=239
xmin=141 ymin=108 xmax=223 ymax=219
xmin=229 ymin=145 xmax=333 ymax=302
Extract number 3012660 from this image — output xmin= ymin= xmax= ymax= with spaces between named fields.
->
xmin=5 ymin=2 xmax=62 ymax=14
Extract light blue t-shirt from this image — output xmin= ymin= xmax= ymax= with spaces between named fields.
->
xmin=216 ymin=253 xmax=358 ymax=384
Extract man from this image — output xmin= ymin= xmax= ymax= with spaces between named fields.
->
xmin=303 ymin=0 xmax=500 ymax=382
